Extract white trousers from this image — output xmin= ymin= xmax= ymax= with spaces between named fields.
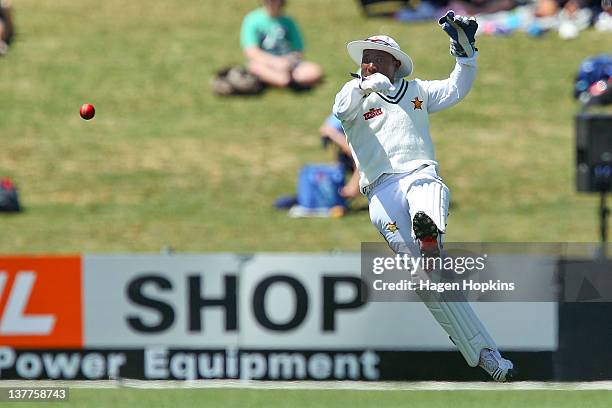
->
xmin=366 ymin=166 xmax=498 ymax=367
xmin=367 ymin=166 xmax=450 ymax=255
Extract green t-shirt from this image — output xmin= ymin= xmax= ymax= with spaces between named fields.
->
xmin=240 ymin=7 xmax=304 ymax=56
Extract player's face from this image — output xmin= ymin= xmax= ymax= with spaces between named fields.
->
xmin=264 ymin=0 xmax=286 ymax=17
xmin=361 ymin=50 xmax=400 ymax=82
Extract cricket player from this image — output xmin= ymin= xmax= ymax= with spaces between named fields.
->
xmin=332 ymin=12 xmax=516 ymax=381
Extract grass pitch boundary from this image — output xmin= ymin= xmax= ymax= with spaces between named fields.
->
xmin=2 ymin=380 xmax=612 ymax=391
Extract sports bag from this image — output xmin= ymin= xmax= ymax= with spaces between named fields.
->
xmin=0 ymin=177 xmax=21 ymax=212
xmin=297 ymin=164 xmax=346 ymax=209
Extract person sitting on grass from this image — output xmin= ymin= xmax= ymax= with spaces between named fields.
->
xmin=320 ymin=114 xmax=361 ymax=199
xmin=240 ymin=0 xmax=323 ymax=90
xmin=0 ymin=0 xmax=14 ymax=56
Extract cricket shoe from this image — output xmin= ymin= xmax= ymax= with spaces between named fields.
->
xmin=478 ymin=349 xmax=516 ymax=382
xmin=412 ymin=211 xmax=441 ymax=259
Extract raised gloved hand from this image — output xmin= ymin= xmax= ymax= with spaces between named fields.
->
xmin=438 ymin=10 xmax=478 ymax=58
xmin=359 ymin=73 xmax=396 ymax=95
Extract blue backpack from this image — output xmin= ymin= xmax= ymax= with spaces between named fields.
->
xmin=574 ymin=54 xmax=612 ymax=100
xmin=297 ymin=164 xmax=346 ymax=209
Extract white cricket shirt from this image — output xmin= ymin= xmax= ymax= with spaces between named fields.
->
xmin=332 ymin=55 xmax=477 ymax=190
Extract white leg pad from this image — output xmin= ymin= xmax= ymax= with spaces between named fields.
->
xmin=405 ymin=178 xmax=449 ymax=233
xmin=417 ymin=289 xmax=497 ymax=366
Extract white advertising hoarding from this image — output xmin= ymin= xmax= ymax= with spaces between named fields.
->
xmin=83 ymin=253 xmax=557 ymax=350
xmin=84 ymin=255 xmax=242 ymax=347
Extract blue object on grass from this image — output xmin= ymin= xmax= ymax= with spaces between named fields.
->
xmin=297 ymin=164 xmax=346 ymax=209
xmin=274 ymin=195 xmax=298 ymax=209
xmin=574 ymin=54 xmax=612 ymax=99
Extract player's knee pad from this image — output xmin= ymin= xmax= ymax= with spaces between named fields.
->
xmin=406 ymin=179 xmax=449 ymax=234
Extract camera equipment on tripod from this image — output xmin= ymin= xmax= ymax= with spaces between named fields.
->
xmin=576 ymin=113 xmax=612 ymax=192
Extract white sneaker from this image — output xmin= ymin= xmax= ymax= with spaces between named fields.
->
xmin=478 ymin=349 xmax=515 ymax=382
xmin=595 ymin=12 xmax=612 ymax=32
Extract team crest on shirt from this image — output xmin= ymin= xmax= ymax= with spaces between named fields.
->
xmin=385 ymin=222 xmax=399 ymax=233
xmin=411 ymin=97 xmax=423 ymax=110
xmin=363 ymin=108 xmax=383 ymax=121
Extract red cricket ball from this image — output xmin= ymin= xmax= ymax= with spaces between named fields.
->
xmin=80 ymin=103 xmax=95 ymax=120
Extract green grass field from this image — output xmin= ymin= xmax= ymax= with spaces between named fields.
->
xmin=3 ymin=388 xmax=612 ymax=408
xmin=0 ymin=0 xmax=610 ymax=252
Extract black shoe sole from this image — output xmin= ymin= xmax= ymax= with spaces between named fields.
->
xmin=412 ymin=211 xmax=440 ymax=257
xmin=412 ymin=211 xmax=438 ymax=240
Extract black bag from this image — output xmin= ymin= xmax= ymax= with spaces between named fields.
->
xmin=210 ymin=65 xmax=264 ymax=96
xmin=0 ymin=177 xmax=21 ymax=212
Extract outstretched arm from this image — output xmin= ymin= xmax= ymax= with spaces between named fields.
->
xmin=422 ymin=55 xmax=477 ymax=113
xmin=423 ymin=11 xmax=479 ymax=113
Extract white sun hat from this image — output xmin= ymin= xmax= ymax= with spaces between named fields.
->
xmin=347 ymin=35 xmax=413 ymax=78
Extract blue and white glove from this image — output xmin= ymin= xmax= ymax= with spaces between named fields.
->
xmin=359 ymin=73 xmax=396 ymax=95
xmin=438 ymin=10 xmax=478 ymax=58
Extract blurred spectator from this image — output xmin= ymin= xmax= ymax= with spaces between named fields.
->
xmin=240 ymin=0 xmax=323 ymax=89
xmin=0 ymin=0 xmax=14 ymax=56
xmin=453 ymin=0 xmax=519 ymax=15
xmin=395 ymin=0 xmax=517 ymax=22
xmin=535 ymin=0 xmax=601 ymax=17
xmin=393 ymin=0 xmax=607 ymax=38
xmin=473 ymin=0 xmax=603 ymax=38
xmin=274 ymin=114 xmax=360 ymax=213
xmin=534 ymin=0 xmax=600 ymax=38
xmin=320 ymin=114 xmax=360 ymax=199
xmin=595 ymin=0 xmax=612 ymax=31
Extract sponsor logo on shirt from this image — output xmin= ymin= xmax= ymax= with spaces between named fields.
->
xmin=363 ymin=108 xmax=383 ymax=121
